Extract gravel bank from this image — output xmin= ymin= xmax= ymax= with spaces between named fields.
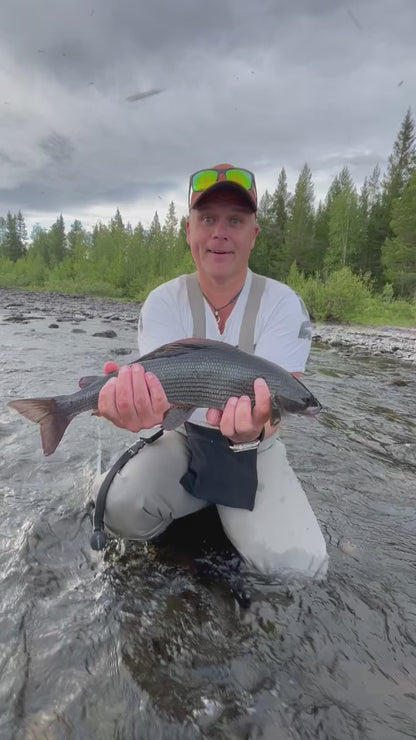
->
xmin=1 ymin=287 xmax=415 ymax=362
xmin=312 ymin=323 xmax=416 ymax=362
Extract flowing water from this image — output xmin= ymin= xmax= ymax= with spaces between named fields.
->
xmin=0 ymin=290 xmax=415 ymax=740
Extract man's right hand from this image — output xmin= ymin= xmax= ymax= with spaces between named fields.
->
xmin=98 ymin=362 xmax=171 ymax=432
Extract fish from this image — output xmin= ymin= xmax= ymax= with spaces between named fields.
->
xmin=7 ymin=338 xmax=321 ymax=456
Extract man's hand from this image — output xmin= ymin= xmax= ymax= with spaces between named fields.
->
xmin=205 ymin=377 xmax=272 ymax=443
xmin=98 ymin=362 xmax=171 ymax=432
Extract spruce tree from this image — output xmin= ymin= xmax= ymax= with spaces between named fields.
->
xmin=163 ymin=201 xmax=178 ymax=241
xmin=49 ymin=214 xmax=66 ymax=263
xmin=285 ymin=164 xmax=315 ymax=273
xmin=376 ymin=110 xmax=416 ymax=283
xmin=270 ymin=168 xmax=290 ymax=278
xmin=382 ymin=171 xmax=416 ymax=297
xmin=2 ymin=212 xmax=25 ymax=261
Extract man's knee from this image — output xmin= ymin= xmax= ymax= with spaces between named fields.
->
xmin=90 ymin=430 xmax=203 ymax=541
xmin=91 ymin=467 xmax=170 ymax=541
xmin=242 ymin=537 xmax=328 ymax=579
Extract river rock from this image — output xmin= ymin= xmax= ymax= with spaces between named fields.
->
xmin=92 ymin=330 xmax=117 ymax=338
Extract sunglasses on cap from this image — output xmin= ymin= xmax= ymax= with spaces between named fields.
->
xmin=188 ymin=167 xmax=257 ymax=210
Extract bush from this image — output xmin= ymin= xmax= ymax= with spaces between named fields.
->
xmin=287 ymin=263 xmax=372 ymax=321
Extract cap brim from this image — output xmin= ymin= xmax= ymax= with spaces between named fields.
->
xmin=191 ymin=181 xmax=257 ymax=211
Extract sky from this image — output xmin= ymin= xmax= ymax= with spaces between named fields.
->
xmin=1 ymin=0 xmax=415 ymax=235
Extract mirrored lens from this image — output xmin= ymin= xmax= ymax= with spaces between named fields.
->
xmin=225 ymin=169 xmax=253 ymax=189
xmin=192 ymin=170 xmax=218 ymax=192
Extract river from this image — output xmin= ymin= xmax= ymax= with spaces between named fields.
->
xmin=1 ymin=288 xmax=415 ymax=740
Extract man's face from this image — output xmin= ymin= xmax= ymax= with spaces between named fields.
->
xmin=186 ymin=190 xmax=259 ymax=282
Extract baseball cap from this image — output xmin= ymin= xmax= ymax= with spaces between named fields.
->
xmin=188 ymin=163 xmax=257 ymax=212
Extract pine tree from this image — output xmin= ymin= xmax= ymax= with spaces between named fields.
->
xmin=285 ymin=164 xmax=315 ymax=273
xmin=16 ymin=211 xmax=28 ymax=250
xmin=147 ymin=211 xmax=164 ymax=277
xmin=49 ymin=214 xmax=66 ymax=263
xmin=2 ymin=212 xmax=25 ymax=261
xmin=382 ymin=170 xmax=416 ymax=297
xmin=375 ymin=110 xmax=416 ymax=283
xmin=249 ymin=190 xmax=274 ymax=276
xmin=67 ymin=219 xmax=86 ymax=256
xmin=311 ymin=201 xmax=329 ymax=274
xmin=356 ymin=165 xmax=384 ymax=283
xmin=270 ymin=168 xmax=290 ymax=278
xmin=163 ymin=201 xmax=178 ymax=242
xmin=111 ymin=208 xmax=124 ymax=233
xmin=0 ymin=216 xmax=6 ymax=254
xmin=383 ymin=108 xmax=416 ymax=203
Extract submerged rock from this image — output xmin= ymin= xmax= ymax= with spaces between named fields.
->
xmin=92 ymin=330 xmax=117 ymax=338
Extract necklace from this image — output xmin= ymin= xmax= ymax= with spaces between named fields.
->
xmin=200 ymin=286 xmax=243 ymax=324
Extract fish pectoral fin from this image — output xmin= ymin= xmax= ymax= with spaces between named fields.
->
xmin=270 ymin=399 xmax=282 ymax=427
xmin=162 ymin=405 xmax=196 ymax=430
xmin=78 ymin=375 xmax=101 ymax=389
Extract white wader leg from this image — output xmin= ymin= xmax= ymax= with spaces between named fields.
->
xmin=216 ymin=435 xmax=328 ymax=578
xmin=91 ymin=429 xmax=209 ymax=541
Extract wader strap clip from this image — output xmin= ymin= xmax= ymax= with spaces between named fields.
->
xmin=90 ymin=427 xmax=164 ymax=551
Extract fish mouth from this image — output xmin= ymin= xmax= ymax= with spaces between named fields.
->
xmin=304 ymin=403 xmax=322 ymax=417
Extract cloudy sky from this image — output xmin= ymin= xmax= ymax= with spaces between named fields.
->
xmin=1 ymin=0 xmax=415 ymax=234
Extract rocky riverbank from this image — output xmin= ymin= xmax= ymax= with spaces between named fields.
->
xmin=1 ymin=287 xmax=415 ymax=362
xmin=312 ymin=322 xmax=416 ymax=362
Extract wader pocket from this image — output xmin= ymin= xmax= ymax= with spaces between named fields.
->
xmin=180 ymin=422 xmax=258 ymax=511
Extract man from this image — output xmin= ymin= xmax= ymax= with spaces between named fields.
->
xmin=93 ymin=164 xmax=328 ymax=578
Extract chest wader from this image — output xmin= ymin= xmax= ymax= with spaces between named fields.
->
xmin=90 ymin=273 xmax=265 ymax=551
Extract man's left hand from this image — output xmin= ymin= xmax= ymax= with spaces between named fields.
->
xmin=206 ymin=377 xmax=271 ymax=443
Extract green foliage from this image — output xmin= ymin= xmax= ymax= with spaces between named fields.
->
xmin=0 ymin=212 xmax=26 ymax=261
xmin=285 ymin=163 xmax=315 ymax=273
xmin=382 ymin=171 xmax=416 ymax=298
xmin=287 ymin=263 xmax=372 ymax=322
xmin=1 ymin=110 xmax=416 ymax=326
xmin=325 ymin=168 xmax=360 ymax=273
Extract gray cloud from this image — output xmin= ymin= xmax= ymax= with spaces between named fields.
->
xmin=1 ymin=0 xmax=415 ymax=226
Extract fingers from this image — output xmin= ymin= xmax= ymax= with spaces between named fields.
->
xmin=98 ymin=364 xmax=170 ymax=432
xmin=206 ymin=408 xmax=222 ymax=426
xmin=214 ymin=378 xmax=270 ymax=443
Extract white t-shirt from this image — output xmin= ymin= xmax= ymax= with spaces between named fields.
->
xmin=137 ymin=269 xmax=312 ymax=424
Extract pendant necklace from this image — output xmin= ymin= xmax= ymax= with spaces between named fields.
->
xmin=200 ymin=286 xmax=243 ymax=325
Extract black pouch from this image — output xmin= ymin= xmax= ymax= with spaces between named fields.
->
xmin=180 ymin=422 xmax=258 ymax=511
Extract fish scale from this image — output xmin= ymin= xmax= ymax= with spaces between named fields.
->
xmin=8 ymin=338 xmax=321 ymax=455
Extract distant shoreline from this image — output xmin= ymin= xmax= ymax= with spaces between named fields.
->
xmin=1 ymin=286 xmax=415 ymax=363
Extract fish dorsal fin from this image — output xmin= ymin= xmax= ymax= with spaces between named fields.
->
xmin=134 ymin=338 xmax=230 ymax=363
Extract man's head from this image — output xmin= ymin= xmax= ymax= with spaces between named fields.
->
xmin=186 ymin=164 xmax=259 ymax=283
xmin=188 ymin=164 xmax=257 ymax=213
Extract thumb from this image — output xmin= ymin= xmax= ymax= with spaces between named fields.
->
xmin=103 ymin=361 xmax=120 ymax=375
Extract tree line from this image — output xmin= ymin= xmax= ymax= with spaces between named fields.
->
xmin=1 ymin=109 xmax=415 ymax=305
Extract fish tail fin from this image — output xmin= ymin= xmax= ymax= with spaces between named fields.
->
xmin=8 ymin=398 xmax=71 ymax=456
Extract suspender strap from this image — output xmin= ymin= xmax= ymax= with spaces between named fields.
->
xmin=185 ymin=272 xmax=266 ymax=354
xmin=90 ymin=427 xmax=164 ymax=550
xmin=186 ymin=273 xmax=206 ymax=338
xmin=238 ymin=273 xmax=266 ymax=354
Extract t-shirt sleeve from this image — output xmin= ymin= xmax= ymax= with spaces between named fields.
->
xmin=255 ymin=287 xmax=312 ymax=373
xmin=137 ymin=284 xmax=187 ymax=356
